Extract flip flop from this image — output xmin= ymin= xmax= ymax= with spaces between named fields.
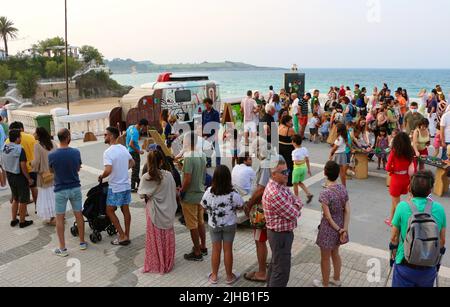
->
xmin=243 ymin=272 xmax=266 ymax=283
xmin=226 ymin=272 xmax=241 ymax=285
xmin=208 ymin=273 xmax=218 ymax=285
xmin=111 ymin=239 xmax=131 ymax=246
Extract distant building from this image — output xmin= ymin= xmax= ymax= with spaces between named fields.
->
xmin=0 ymin=49 xmax=6 ymax=60
xmin=19 ymin=45 xmax=83 ymax=61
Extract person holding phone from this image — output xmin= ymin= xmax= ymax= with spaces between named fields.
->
xmin=314 ymin=161 xmax=351 ymax=287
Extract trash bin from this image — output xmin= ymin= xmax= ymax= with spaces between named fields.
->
xmin=34 ymin=114 xmax=53 ymax=135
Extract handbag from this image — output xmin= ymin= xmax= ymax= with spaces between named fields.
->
xmin=41 ymin=171 xmax=54 ymax=185
xmin=249 ymin=203 xmax=266 ymax=229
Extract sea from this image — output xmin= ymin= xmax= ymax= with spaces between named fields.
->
xmin=110 ymin=69 xmax=450 ymax=99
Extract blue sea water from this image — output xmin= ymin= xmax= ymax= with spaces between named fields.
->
xmin=111 ymin=69 xmax=450 ymax=99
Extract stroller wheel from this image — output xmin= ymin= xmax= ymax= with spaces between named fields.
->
xmin=90 ymin=233 xmax=98 ymax=244
xmin=96 ymin=232 xmax=102 ymax=242
xmin=107 ymin=226 xmax=117 ymax=236
xmin=88 ymin=220 xmax=94 ymax=230
xmin=70 ymin=225 xmax=79 ymax=237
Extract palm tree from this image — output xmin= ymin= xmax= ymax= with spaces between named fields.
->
xmin=0 ymin=17 xmax=19 ymax=58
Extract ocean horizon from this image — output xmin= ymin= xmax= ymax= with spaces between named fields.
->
xmin=111 ymin=68 xmax=450 ymax=99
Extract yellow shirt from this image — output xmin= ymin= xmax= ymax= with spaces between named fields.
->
xmin=6 ymin=132 xmax=37 ymax=172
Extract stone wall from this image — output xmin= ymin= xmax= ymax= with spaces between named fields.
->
xmin=34 ymin=81 xmax=79 ymax=105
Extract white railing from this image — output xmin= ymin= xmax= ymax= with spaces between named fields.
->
xmin=7 ymin=109 xmax=55 ymax=135
xmin=52 ymin=108 xmax=110 ymax=140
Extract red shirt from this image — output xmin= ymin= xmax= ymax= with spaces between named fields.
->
xmin=386 ymin=150 xmax=414 ymax=175
xmin=262 ymin=179 xmax=302 ymax=232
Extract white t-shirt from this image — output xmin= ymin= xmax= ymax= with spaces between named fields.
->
xmin=292 ymin=147 xmax=309 ymax=161
xmin=103 ymin=144 xmax=133 ymax=193
xmin=334 ymin=136 xmax=347 ymax=154
xmin=201 ymin=188 xmax=244 ymax=228
xmin=241 ymin=97 xmax=257 ymax=122
xmin=291 ymin=98 xmax=300 ymax=117
xmin=440 ymin=111 xmax=450 ymax=143
xmin=308 ymin=117 xmax=319 ymax=129
xmin=232 ymin=164 xmax=256 ymax=194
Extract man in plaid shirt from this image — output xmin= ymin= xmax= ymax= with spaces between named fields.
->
xmin=263 ymin=155 xmax=303 ymax=287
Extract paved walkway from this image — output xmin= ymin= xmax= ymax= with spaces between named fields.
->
xmin=0 ymin=139 xmax=449 ymax=287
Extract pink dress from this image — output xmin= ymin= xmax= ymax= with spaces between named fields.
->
xmin=143 ymin=205 xmax=176 ymax=274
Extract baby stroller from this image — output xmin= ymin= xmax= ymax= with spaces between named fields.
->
xmin=70 ymin=182 xmax=117 ymax=244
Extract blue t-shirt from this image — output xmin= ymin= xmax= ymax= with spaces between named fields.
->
xmin=126 ymin=126 xmax=140 ymax=153
xmin=49 ymin=148 xmax=82 ymax=192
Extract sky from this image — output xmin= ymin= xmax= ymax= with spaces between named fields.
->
xmin=3 ymin=0 xmax=450 ymax=69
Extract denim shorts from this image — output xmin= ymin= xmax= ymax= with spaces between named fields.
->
xmin=107 ymin=189 xmax=131 ymax=207
xmin=55 ymin=187 xmax=82 ymax=215
xmin=209 ymin=224 xmax=237 ymax=243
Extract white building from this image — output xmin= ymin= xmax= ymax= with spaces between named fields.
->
xmin=0 ymin=49 xmax=6 ymax=60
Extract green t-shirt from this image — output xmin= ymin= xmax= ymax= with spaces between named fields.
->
xmin=182 ymin=153 xmax=207 ymax=204
xmin=392 ymin=198 xmax=447 ymax=264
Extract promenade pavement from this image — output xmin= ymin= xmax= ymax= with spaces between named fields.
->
xmin=0 ymin=138 xmax=449 ymax=287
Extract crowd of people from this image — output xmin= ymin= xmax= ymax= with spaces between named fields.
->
xmin=0 ymin=82 xmax=449 ymax=288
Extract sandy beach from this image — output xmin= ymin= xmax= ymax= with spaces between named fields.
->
xmin=23 ymin=97 xmax=121 ymax=114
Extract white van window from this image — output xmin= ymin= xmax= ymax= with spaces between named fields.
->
xmin=175 ymin=90 xmax=192 ymax=103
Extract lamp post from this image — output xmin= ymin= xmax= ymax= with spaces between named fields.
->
xmin=64 ymin=0 xmax=70 ymax=128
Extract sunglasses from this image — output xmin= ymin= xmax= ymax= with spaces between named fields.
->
xmin=278 ymin=169 xmax=291 ymax=176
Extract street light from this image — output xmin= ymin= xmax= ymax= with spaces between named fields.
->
xmin=64 ymin=0 xmax=70 ymax=127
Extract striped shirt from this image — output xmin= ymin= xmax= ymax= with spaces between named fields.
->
xmin=299 ymin=99 xmax=309 ymax=116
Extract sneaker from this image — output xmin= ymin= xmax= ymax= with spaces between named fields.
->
xmin=19 ymin=220 xmax=33 ymax=228
xmin=10 ymin=219 xmax=19 ymax=227
xmin=329 ymin=279 xmax=342 ymax=287
xmin=191 ymin=247 xmax=208 ymax=256
xmin=54 ymin=248 xmax=69 ymax=257
xmin=313 ymin=279 xmax=324 ymax=287
xmin=184 ymin=252 xmax=203 ymax=262
xmin=131 ymin=188 xmax=138 ymax=193
xmin=79 ymin=242 xmax=88 ymax=250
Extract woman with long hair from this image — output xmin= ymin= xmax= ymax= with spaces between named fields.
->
xmin=201 ymin=165 xmax=244 ymax=285
xmin=329 ymin=123 xmax=349 ymax=187
xmin=160 ymin=109 xmax=169 ymax=132
xmin=31 ymin=127 xmax=58 ymax=225
xmin=412 ymin=118 xmax=430 ymax=171
xmin=278 ymin=115 xmax=296 ymax=187
xmin=138 ymin=150 xmax=178 ymax=274
xmin=385 ymin=132 xmax=416 ymax=226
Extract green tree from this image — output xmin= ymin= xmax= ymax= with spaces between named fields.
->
xmin=0 ymin=64 xmax=11 ymax=96
xmin=58 ymin=57 xmax=82 ymax=78
xmin=80 ymin=45 xmax=104 ymax=65
xmin=45 ymin=60 xmax=59 ymax=78
xmin=17 ymin=70 xmax=39 ymax=98
xmin=0 ymin=17 xmax=19 ymax=58
xmin=0 ymin=64 xmax=11 ymax=81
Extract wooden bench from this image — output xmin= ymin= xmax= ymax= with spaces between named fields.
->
xmin=420 ymin=158 xmax=449 ymax=197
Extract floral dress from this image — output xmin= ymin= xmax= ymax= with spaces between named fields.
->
xmin=316 ymin=184 xmax=349 ymax=250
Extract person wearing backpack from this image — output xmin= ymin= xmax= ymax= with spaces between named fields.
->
xmin=344 ymin=99 xmax=357 ymax=125
xmin=390 ymin=170 xmax=446 ymax=287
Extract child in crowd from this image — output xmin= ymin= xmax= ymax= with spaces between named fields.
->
xmin=320 ymin=117 xmax=331 ymax=143
xmin=201 ymin=165 xmax=244 ymax=285
xmin=292 ymin=135 xmax=314 ymax=204
xmin=375 ymin=127 xmax=389 ymax=170
xmin=308 ymin=113 xmax=320 ymax=143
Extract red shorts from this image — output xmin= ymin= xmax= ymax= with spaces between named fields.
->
xmin=253 ymin=228 xmax=267 ymax=243
xmin=299 ymin=116 xmax=308 ymax=127
xmin=389 ymin=174 xmax=410 ymax=198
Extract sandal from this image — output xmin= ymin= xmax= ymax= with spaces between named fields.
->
xmin=208 ymin=273 xmax=218 ymax=285
xmin=226 ymin=272 xmax=241 ymax=285
xmin=307 ymin=194 xmax=314 ymax=204
xmin=111 ymin=239 xmax=131 ymax=246
xmin=243 ymin=272 xmax=266 ymax=283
